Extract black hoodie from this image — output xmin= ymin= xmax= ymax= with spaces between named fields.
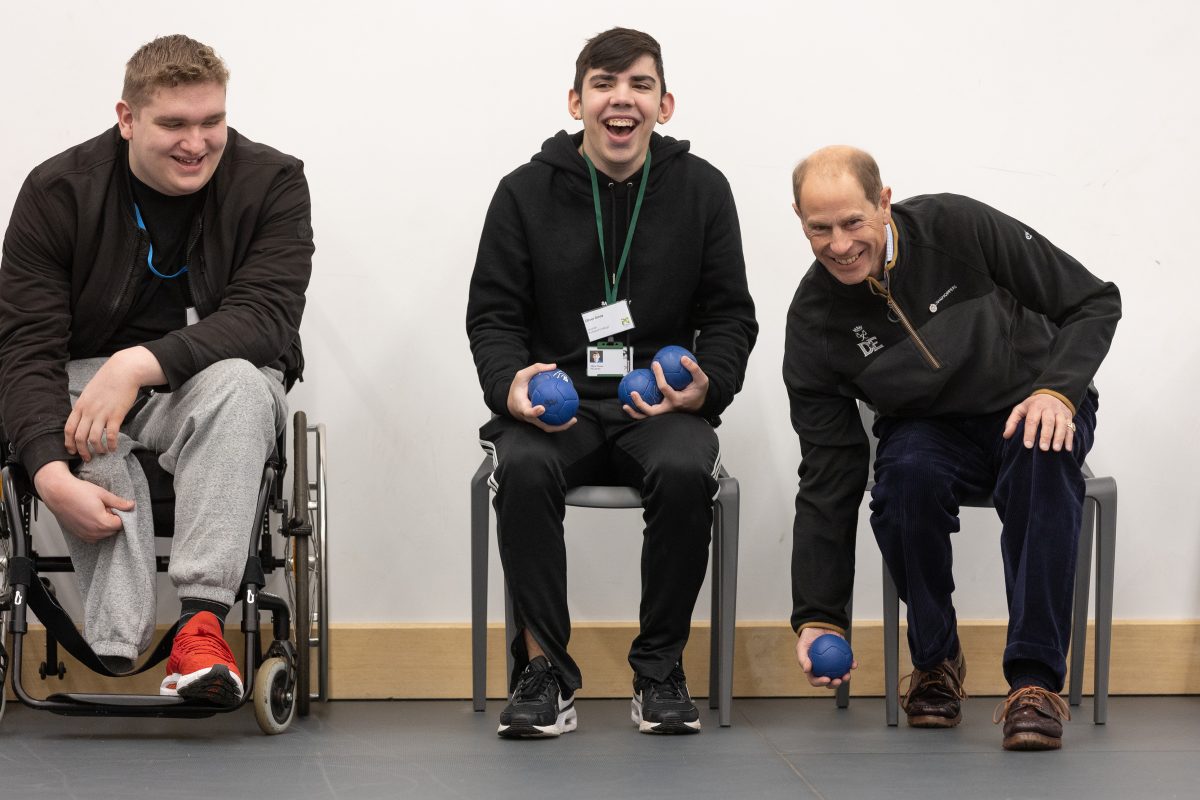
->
xmin=467 ymin=130 xmax=757 ymax=422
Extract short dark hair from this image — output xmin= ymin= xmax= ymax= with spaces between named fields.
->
xmin=573 ymin=28 xmax=666 ymax=96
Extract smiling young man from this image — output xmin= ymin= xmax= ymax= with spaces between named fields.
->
xmin=783 ymin=145 xmax=1120 ymax=750
xmin=0 ymin=35 xmax=313 ymax=705
xmin=467 ymin=28 xmax=756 ymax=737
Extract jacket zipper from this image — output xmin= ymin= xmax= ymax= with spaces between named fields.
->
xmin=867 ymin=275 xmax=942 ymax=370
xmin=184 ymin=217 xmax=206 ymax=311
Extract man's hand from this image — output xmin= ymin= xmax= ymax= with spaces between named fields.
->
xmin=65 ymin=346 xmax=164 ymax=461
xmin=622 ymin=357 xmax=710 ymax=419
xmin=796 ymin=627 xmax=857 ymax=688
xmin=506 ymin=362 xmax=577 ymax=433
xmin=1002 ymin=392 xmax=1075 ymax=452
xmin=33 ymin=461 xmax=133 ymax=544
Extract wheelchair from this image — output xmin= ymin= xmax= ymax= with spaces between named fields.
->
xmin=0 ymin=410 xmax=329 ymax=735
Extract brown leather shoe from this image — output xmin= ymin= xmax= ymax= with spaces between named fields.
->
xmin=899 ymin=647 xmax=967 ymax=727
xmin=993 ymin=686 xmax=1071 ymax=751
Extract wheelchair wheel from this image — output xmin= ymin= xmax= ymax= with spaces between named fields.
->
xmin=253 ymin=656 xmax=295 ymax=735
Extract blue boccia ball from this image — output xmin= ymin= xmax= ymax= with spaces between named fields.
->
xmin=809 ymin=634 xmax=854 ymax=679
xmin=652 ymin=345 xmax=696 ymax=391
xmin=618 ymin=368 xmax=663 ymax=408
xmin=528 ymin=369 xmax=579 ymax=426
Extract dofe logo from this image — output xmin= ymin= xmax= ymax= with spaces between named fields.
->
xmin=852 ymin=325 xmax=884 ymax=357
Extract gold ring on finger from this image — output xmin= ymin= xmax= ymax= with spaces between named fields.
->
xmin=1066 ymin=421 xmax=1076 ymax=432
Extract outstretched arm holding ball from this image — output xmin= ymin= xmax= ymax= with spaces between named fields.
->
xmin=795 ymin=627 xmax=857 ymax=688
xmin=622 ymin=356 xmax=709 ymax=420
xmin=507 ymin=363 xmax=578 ymax=433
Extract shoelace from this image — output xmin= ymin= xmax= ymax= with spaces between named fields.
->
xmin=175 ymin=625 xmax=233 ymax=664
xmin=991 ymin=686 xmax=1071 ymax=724
xmin=646 ymin=668 xmax=688 ymax=703
xmin=511 ymin=665 xmax=556 ymax=704
xmin=898 ymin=663 xmax=967 ymax=711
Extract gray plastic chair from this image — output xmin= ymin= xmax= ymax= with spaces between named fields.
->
xmin=837 ymin=403 xmax=1116 ymax=725
xmin=471 ymin=457 xmax=740 ymax=726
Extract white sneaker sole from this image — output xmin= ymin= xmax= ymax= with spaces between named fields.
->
xmin=160 ymin=665 xmax=244 ymax=706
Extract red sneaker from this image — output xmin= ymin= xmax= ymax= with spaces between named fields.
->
xmin=160 ymin=611 xmax=243 ymax=706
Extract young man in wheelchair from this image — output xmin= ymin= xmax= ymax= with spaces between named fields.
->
xmin=0 ymin=35 xmax=313 ymax=706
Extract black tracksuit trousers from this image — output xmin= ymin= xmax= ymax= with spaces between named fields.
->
xmin=480 ymin=398 xmax=719 ymax=694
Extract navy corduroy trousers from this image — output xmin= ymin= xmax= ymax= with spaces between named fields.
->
xmin=869 ymin=394 xmax=1098 ymax=690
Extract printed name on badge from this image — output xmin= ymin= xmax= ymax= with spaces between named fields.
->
xmin=582 ymin=299 xmax=635 ymax=341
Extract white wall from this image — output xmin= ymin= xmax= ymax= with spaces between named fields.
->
xmin=2 ymin=1 xmax=1196 ymax=627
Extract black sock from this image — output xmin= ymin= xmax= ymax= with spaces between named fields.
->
xmin=1008 ymin=658 xmax=1058 ymax=693
xmin=179 ymin=598 xmax=231 ymax=632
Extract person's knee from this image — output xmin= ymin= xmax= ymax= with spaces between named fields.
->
xmin=194 ymin=359 xmax=277 ymax=424
xmin=199 ymin=358 xmax=269 ymax=393
xmin=493 ymin=445 xmax=562 ymax=497
xmin=872 ymin=454 xmax=954 ymax=513
xmin=646 ymin=449 xmax=713 ymax=487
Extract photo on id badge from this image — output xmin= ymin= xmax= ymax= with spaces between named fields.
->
xmin=587 ymin=343 xmax=631 ymax=377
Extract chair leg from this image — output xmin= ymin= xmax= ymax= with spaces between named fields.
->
xmin=709 ymin=504 xmax=722 ymax=711
xmin=1069 ymin=496 xmax=1096 ymax=708
xmin=716 ymin=475 xmax=739 ymax=727
xmin=503 ymin=579 xmax=515 ymax=698
xmin=836 ymin=594 xmax=851 ymax=709
xmin=470 ymin=461 xmax=491 ymax=712
xmin=884 ymin=562 xmax=900 ymax=727
xmin=1092 ymin=477 xmax=1117 ymax=725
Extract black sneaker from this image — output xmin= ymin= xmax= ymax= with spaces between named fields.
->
xmin=497 ymin=656 xmax=576 ymax=738
xmin=632 ymin=663 xmax=701 ymax=734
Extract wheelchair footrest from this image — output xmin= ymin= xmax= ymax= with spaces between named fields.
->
xmin=41 ymin=692 xmax=227 ymax=718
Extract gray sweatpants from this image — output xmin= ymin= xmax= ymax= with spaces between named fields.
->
xmin=64 ymin=358 xmax=287 ymax=661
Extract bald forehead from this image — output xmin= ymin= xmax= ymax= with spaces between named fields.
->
xmin=798 ymin=172 xmax=869 ymax=220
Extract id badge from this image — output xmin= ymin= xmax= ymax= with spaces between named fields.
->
xmin=581 ymin=299 xmax=635 ymax=341
xmin=587 ymin=343 xmax=632 ymax=377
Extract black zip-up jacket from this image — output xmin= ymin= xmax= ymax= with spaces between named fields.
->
xmin=784 ymin=193 xmax=1120 ymax=633
xmin=0 ymin=126 xmax=314 ymax=477
xmin=466 ymin=130 xmax=757 ymax=421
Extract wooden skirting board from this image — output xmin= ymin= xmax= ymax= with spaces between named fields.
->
xmin=8 ymin=620 xmax=1198 ymax=700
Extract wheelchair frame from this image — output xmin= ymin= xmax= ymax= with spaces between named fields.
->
xmin=0 ymin=411 xmax=328 ymax=735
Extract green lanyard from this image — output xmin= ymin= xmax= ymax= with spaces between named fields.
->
xmin=583 ymin=149 xmax=651 ymax=306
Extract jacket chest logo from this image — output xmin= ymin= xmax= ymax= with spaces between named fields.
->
xmin=852 ymin=325 xmax=884 ymax=357
xmin=928 ymin=284 xmax=958 ymax=313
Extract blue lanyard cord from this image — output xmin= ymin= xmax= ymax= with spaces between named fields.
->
xmin=133 ymin=203 xmax=189 ymax=279
xmin=583 ymin=150 xmax=651 ymax=306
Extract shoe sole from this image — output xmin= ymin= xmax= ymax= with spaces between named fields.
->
xmin=497 ymin=706 xmax=577 ymax=738
xmin=907 ymin=712 xmax=962 ymax=728
xmin=1003 ymin=731 xmax=1062 ymax=751
xmin=170 ymin=664 xmax=244 ymax=707
xmin=631 ymin=698 xmax=701 ymax=735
